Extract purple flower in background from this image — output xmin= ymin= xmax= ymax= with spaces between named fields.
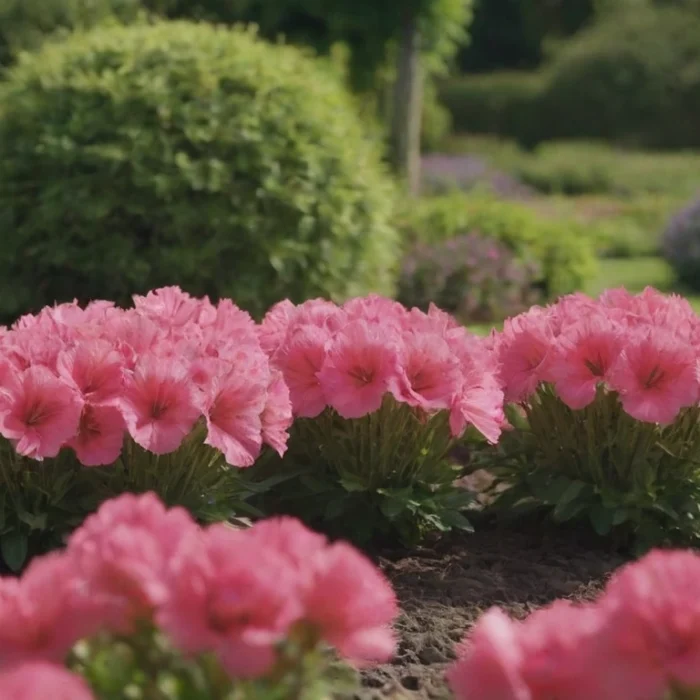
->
xmin=662 ymin=195 xmax=700 ymax=290
xmin=397 ymin=231 xmax=544 ymax=323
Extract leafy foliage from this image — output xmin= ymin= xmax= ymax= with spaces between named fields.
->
xmin=0 ymin=22 xmax=398 ymax=322
xmin=398 ymin=232 xmax=543 ymax=323
xmin=480 ymin=389 xmax=700 ymax=552
xmin=439 ymin=72 xmax=543 ymax=145
xmin=251 ymin=396 xmax=475 ymax=546
xmin=398 ymin=192 xmax=598 ymax=298
xmin=0 ymin=430 xmax=274 ymax=573
xmin=70 ymin=624 xmax=358 ymax=700
xmin=537 ymin=6 xmax=700 ymax=148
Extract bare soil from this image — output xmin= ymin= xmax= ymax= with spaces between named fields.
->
xmin=356 ymin=520 xmax=628 ymax=699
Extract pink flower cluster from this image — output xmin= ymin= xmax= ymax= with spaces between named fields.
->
xmin=260 ymin=296 xmax=505 ymax=442
xmin=448 ymin=547 xmax=700 ymax=700
xmin=494 ymin=287 xmax=700 ymax=424
xmin=0 ymin=287 xmax=292 ymax=465
xmin=0 ymin=492 xmax=398 ymax=698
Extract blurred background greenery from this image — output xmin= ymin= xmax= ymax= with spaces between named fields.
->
xmin=1 ymin=0 xmax=699 ymax=329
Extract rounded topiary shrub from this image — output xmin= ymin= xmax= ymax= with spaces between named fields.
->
xmin=663 ymin=198 xmax=700 ymax=291
xmin=0 ymin=21 xmax=398 ymax=322
xmin=536 ymin=7 xmax=700 ymax=148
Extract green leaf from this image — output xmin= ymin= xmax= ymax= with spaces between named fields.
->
xmin=531 ymin=474 xmax=572 ymax=505
xmin=552 ymin=480 xmax=589 ymax=521
xmin=325 ymin=497 xmax=348 ymax=519
xmin=589 ymin=503 xmax=615 ymax=536
xmin=380 ymin=497 xmax=407 ymax=520
xmin=339 ymin=476 xmax=368 ymax=493
xmin=612 ymin=508 xmax=631 ymax=526
xmin=17 ymin=509 xmax=47 ymax=531
xmin=440 ymin=510 xmax=475 ymax=532
xmin=552 ymin=498 xmax=589 ymax=523
xmin=652 ymin=501 xmax=680 ymax=521
xmin=1 ymin=532 xmax=28 ymax=573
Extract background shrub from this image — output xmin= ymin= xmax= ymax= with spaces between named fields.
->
xmin=398 ymin=192 xmax=597 ymax=298
xmin=0 ymin=21 xmax=398 ymax=322
xmin=662 ymin=198 xmax=700 ymax=291
xmin=398 ymin=232 xmax=543 ymax=322
xmin=535 ymin=7 xmax=700 ymax=149
xmin=439 ymin=72 xmax=543 ymax=145
xmin=512 ymin=142 xmax=700 ymax=198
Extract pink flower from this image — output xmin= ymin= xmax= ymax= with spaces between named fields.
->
xmin=497 ymin=315 xmax=553 ymax=403
xmin=275 ymin=324 xmax=329 ymax=418
xmin=246 ymin=516 xmax=327 ymax=581
xmin=302 ymin=542 xmax=398 ymax=665
xmin=449 ymin=602 xmax=636 ymax=700
xmin=608 ymin=328 xmax=698 ymax=424
xmin=447 ymin=608 xmax=530 ymax=700
xmin=0 ymin=366 xmax=83 ymax=459
xmin=201 ymin=367 xmax=266 ymax=467
xmin=318 ymin=320 xmax=400 ymax=419
xmin=258 ymin=299 xmax=296 ymax=356
xmin=261 ymin=371 xmax=292 ymax=457
xmin=450 ymin=369 xmax=504 ymax=443
xmin=0 ymin=662 xmax=94 ymax=700
xmin=103 ymin=311 xmax=160 ymax=369
xmin=517 ymin=601 xmax=622 ymax=700
xmin=396 ymin=332 xmax=461 ymax=411
xmin=119 ymin=354 xmax=200 ymax=454
xmin=68 ymin=404 xmax=125 ymax=466
xmin=343 ymin=295 xmax=406 ymax=327
xmin=56 ymin=339 xmax=124 ymax=405
xmin=158 ymin=523 xmax=303 ymax=679
xmin=67 ymin=492 xmax=196 ymax=632
xmin=547 ymin=317 xmax=623 ymax=409
xmin=0 ymin=553 xmax=96 ymax=664
xmin=600 ymin=549 xmax=700 ymax=693
xmin=132 ymin=286 xmax=201 ymax=327
xmin=294 ymin=299 xmax=345 ymax=333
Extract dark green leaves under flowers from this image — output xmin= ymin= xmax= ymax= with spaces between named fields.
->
xmin=250 ymin=396 xmax=475 ymax=547
xmin=0 ymin=426 xmax=290 ymax=573
xmin=479 ymin=386 xmax=700 ymax=553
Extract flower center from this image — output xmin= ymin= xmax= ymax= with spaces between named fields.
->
xmin=150 ymin=399 xmax=170 ymax=419
xmin=644 ymin=365 xmax=665 ymax=389
xmin=349 ymin=367 xmax=374 ymax=385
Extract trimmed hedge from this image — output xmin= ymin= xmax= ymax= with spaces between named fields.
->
xmin=398 ymin=193 xmax=598 ymax=298
xmin=537 ymin=7 xmax=700 ymax=149
xmin=441 ymin=8 xmax=700 ymax=150
xmin=439 ymin=72 xmax=543 ymax=146
xmin=0 ymin=21 xmax=398 ymax=321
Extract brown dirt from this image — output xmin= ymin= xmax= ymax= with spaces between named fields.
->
xmin=355 ymin=521 xmax=628 ymax=699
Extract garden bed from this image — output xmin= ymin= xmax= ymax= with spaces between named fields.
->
xmin=358 ymin=520 xmax=627 ymax=698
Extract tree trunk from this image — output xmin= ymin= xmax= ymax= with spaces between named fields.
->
xmin=390 ymin=10 xmax=423 ymax=195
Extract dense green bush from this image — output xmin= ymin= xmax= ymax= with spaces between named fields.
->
xmin=439 ymin=72 xmax=543 ymax=144
xmin=536 ymin=7 xmax=700 ymax=148
xmin=512 ymin=142 xmax=700 ymax=198
xmin=398 ymin=192 xmax=597 ymax=297
xmin=567 ymin=195 xmax=679 ymax=258
xmin=0 ymin=21 xmax=398 ymax=321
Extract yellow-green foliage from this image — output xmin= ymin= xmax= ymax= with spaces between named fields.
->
xmin=0 ymin=21 xmax=398 ymax=321
xmin=399 ymin=192 xmax=597 ymax=298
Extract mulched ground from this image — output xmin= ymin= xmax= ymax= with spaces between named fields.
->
xmin=356 ymin=519 xmax=628 ymax=699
